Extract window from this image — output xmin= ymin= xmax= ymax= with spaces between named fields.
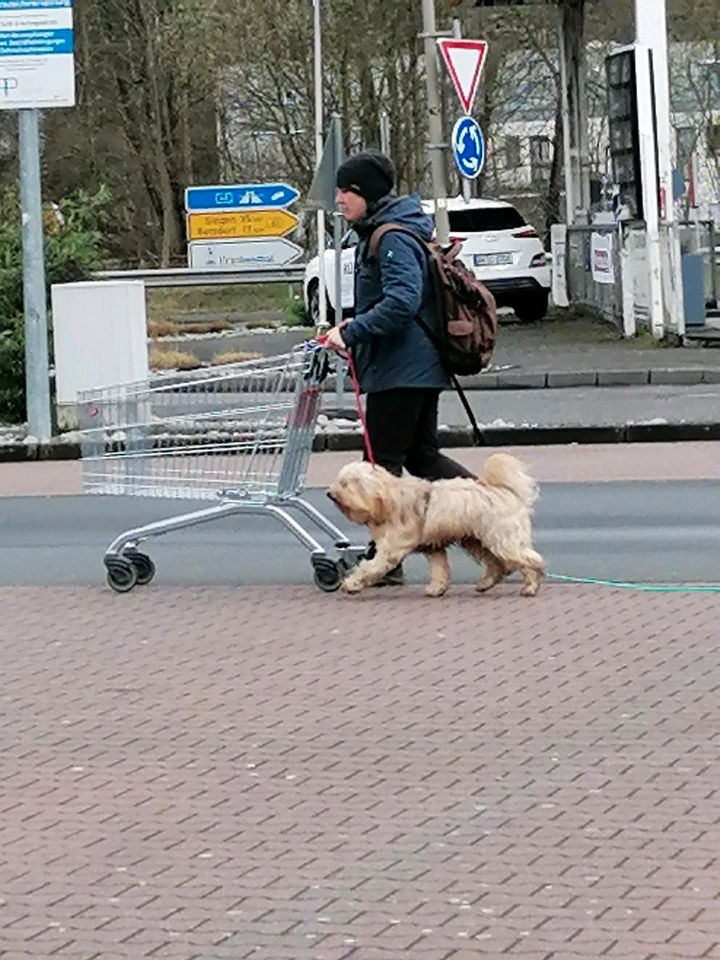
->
xmin=676 ymin=127 xmax=695 ymax=168
xmin=709 ymin=121 xmax=720 ymax=157
xmin=504 ymin=136 xmax=521 ymax=170
xmin=530 ymin=136 xmax=552 ymax=182
xmin=448 ymin=206 xmax=526 ymax=233
xmin=530 ymin=136 xmax=551 ymax=164
xmin=707 ymin=63 xmax=720 ymax=103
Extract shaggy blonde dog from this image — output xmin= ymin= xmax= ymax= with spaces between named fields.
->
xmin=328 ymin=454 xmax=545 ymax=597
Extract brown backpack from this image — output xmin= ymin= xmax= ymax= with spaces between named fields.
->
xmin=368 ymin=223 xmax=498 ymax=376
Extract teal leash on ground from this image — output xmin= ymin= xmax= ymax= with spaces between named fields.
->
xmin=548 ymin=573 xmax=720 ymax=593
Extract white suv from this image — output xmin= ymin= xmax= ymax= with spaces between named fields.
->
xmin=303 ymin=196 xmax=551 ymax=324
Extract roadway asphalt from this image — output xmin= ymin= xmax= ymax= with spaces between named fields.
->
xmin=0 ymin=481 xmax=717 ymax=589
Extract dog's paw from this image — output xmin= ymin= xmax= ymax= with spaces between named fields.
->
xmin=341 ymin=576 xmax=364 ymax=595
xmin=520 ymin=583 xmax=539 ymax=597
xmin=425 ymin=583 xmax=448 ymax=598
xmin=475 ymin=577 xmax=497 ymax=593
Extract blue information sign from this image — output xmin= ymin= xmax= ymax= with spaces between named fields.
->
xmin=184 ymin=183 xmax=300 ymax=213
xmin=0 ymin=0 xmax=75 ymax=109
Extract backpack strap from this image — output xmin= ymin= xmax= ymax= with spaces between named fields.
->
xmin=366 ymin=222 xmax=485 ymax=447
xmin=415 ymin=312 xmax=486 ymax=447
xmin=451 ymin=372 xmax=486 ymax=447
xmin=367 ymin=222 xmax=426 ymax=260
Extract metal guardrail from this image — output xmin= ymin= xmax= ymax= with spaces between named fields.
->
xmin=95 ymin=265 xmax=307 ymax=288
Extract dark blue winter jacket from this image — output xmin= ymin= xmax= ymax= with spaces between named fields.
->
xmin=340 ymin=193 xmax=449 ymax=394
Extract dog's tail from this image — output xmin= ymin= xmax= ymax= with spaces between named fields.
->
xmin=480 ymin=453 xmax=538 ymax=507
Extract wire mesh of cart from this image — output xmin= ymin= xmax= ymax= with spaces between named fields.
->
xmin=80 ymin=343 xmax=362 ymax=593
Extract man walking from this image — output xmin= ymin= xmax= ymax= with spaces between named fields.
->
xmin=324 ymin=149 xmax=473 ymax=583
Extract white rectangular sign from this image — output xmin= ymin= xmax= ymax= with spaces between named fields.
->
xmin=591 ymin=231 xmax=616 ymax=285
xmin=550 ymin=223 xmax=568 ymax=307
xmin=0 ymin=0 xmax=75 ymax=110
xmin=188 ymin=237 xmax=304 ymax=270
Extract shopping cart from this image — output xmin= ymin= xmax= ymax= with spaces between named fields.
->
xmin=80 ymin=343 xmax=363 ymax=594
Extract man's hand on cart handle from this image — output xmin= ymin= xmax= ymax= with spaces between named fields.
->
xmin=320 ymin=322 xmax=350 ymax=354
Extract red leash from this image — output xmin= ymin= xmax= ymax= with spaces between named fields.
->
xmin=316 ymin=335 xmax=376 ymax=467
xmin=345 ymin=349 xmax=376 ymax=468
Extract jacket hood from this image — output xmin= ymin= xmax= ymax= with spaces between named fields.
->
xmin=356 ymin=192 xmax=434 ymax=242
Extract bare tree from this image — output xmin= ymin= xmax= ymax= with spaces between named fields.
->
xmin=41 ymin=0 xmax=219 ymax=264
xmin=20 ymin=0 xmax=719 ymax=263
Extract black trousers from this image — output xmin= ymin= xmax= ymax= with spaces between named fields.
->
xmin=365 ymin=388 xmax=475 ymax=480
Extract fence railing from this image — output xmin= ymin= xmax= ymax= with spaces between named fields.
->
xmin=95 ymin=265 xmax=307 ymax=288
xmin=566 ymin=223 xmax=624 ymax=332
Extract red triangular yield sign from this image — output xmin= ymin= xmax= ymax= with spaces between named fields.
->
xmin=437 ymin=39 xmax=489 ymax=114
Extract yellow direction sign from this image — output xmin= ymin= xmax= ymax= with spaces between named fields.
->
xmin=186 ymin=209 xmax=299 ymax=241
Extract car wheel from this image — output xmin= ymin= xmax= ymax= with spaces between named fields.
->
xmin=307 ymin=280 xmax=334 ymax=326
xmin=513 ymin=291 xmax=549 ymax=323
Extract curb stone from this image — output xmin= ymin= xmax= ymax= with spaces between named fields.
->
xmin=4 ymin=421 xmax=720 ymax=464
xmin=322 ymin=367 xmax=720 ymax=391
xmin=491 ymin=367 xmax=720 ymax=388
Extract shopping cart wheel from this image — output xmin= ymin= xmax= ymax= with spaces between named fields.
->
xmin=312 ymin=556 xmax=344 ymax=593
xmin=124 ymin=550 xmax=156 ymax=586
xmin=105 ymin=556 xmax=138 ymax=594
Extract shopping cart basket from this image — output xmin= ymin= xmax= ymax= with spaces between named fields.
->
xmin=80 ymin=343 xmax=362 ymax=593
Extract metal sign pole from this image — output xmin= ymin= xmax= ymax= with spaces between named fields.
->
xmin=18 ymin=108 xmax=51 ymax=442
xmin=379 ymin=111 xmax=390 ymax=154
xmin=421 ymin=0 xmax=450 ymax=245
xmin=313 ymin=0 xmax=328 ymax=329
xmin=558 ymin=13 xmax=575 ymax=225
xmin=2 ymin=0 xmax=75 ymax=441
xmin=332 ymin=114 xmax=346 ymax=410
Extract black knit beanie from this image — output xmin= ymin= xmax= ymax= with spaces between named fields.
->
xmin=336 ymin=150 xmax=396 ymax=203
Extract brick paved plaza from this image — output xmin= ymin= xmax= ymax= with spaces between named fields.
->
xmin=1 ymin=583 xmax=719 ymax=959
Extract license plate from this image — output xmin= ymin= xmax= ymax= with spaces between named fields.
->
xmin=474 ymin=252 xmax=513 ymax=266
